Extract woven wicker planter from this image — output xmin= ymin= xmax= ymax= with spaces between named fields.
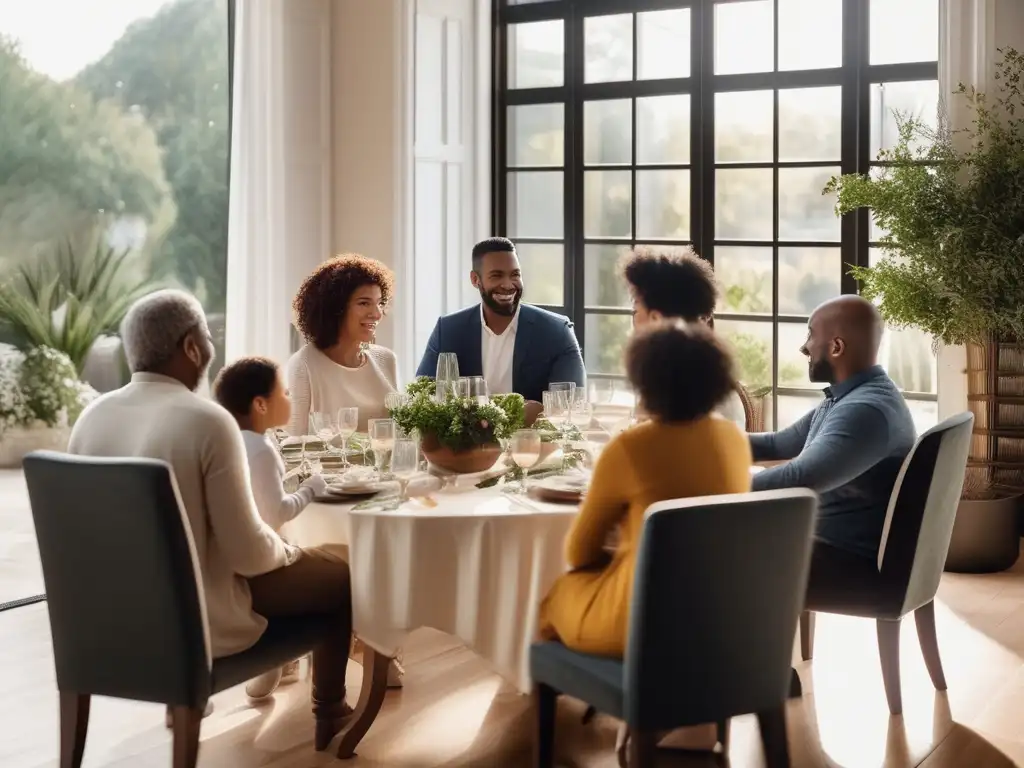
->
xmin=963 ymin=338 xmax=1024 ymax=498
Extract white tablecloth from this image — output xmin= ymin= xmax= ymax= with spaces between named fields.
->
xmin=283 ymin=482 xmax=578 ymax=693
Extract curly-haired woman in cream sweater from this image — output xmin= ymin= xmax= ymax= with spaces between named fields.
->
xmin=285 ymin=254 xmax=399 ymax=436
xmin=284 ymin=253 xmax=404 ymax=686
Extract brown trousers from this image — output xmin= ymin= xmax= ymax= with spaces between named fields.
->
xmin=248 ymin=545 xmax=352 ymax=721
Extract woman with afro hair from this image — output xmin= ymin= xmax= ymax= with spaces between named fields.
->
xmin=285 ymin=253 xmax=399 ymax=435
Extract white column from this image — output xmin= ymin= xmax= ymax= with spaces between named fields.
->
xmin=937 ymin=0 xmax=1024 ymax=418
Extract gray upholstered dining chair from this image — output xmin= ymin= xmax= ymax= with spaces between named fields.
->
xmin=531 ymin=489 xmax=818 ymax=768
xmin=23 ymin=451 xmax=333 ymax=768
xmin=799 ymin=411 xmax=974 ymax=715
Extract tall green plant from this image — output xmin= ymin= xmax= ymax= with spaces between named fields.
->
xmin=825 ymin=48 xmax=1024 ymax=346
xmin=0 ymin=240 xmax=161 ymax=372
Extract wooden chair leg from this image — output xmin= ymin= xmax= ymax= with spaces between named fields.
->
xmin=534 ymin=684 xmax=558 ymax=768
xmin=628 ymin=729 xmax=658 ymax=767
xmin=876 ymin=618 xmax=903 ymax=715
xmin=170 ymin=705 xmax=203 ymax=768
xmin=756 ymin=706 xmax=790 ymax=768
xmin=716 ymin=718 xmax=731 ymax=750
xmin=800 ymin=610 xmax=815 ymax=661
xmin=59 ymin=692 xmax=90 ymax=768
xmin=914 ymin=600 xmax=947 ymax=691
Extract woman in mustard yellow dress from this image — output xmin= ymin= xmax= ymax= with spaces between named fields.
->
xmin=539 ymin=321 xmax=752 ymax=657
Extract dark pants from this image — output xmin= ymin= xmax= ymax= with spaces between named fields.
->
xmin=248 ymin=545 xmax=352 ymax=721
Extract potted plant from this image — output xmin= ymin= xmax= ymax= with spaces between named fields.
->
xmin=0 ymin=239 xmax=161 ymax=376
xmin=826 ymin=48 xmax=1024 ymax=572
xmin=388 ymin=377 xmax=527 ymax=474
xmin=0 ymin=344 xmax=98 ymax=466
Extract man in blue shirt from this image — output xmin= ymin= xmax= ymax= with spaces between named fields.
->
xmin=750 ymin=296 xmax=916 ymax=596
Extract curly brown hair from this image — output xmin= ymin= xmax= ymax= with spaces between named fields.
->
xmin=292 ymin=254 xmax=395 ymax=349
xmin=626 ymin=320 xmax=737 ymax=423
xmin=619 ymin=245 xmax=718 ymax=321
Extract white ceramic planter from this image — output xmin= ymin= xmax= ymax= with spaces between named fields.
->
xmin=0 ymin=425 xmax=70 ymax=467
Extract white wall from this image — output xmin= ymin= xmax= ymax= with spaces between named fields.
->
xmin=330 ymin=0 xmax=490 ymax=381
xmin=937 ymin=0 xmax=1024 ymax=418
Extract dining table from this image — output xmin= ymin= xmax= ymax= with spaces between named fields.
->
xmin=280 ymin=471 xmax=580 ymax=759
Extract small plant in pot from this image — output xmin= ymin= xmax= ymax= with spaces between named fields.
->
xmin=388 ymin=376 xmax=526 ymax=474
xmin=0 ymin=344 xmax=98 ymax=466
xmin=825 ymin=48 xmax=1024 ymax=572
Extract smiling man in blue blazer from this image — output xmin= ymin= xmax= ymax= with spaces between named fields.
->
xmin=416 ymin=237 xmax=585 ymax=403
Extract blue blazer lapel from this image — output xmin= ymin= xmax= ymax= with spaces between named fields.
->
xmin=461 ymin=308 xmax=484 ymax=377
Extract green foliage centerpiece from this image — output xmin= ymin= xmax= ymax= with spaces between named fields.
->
xmin=388 ymin=376 xmax=526 ymax=473
xmin=826 ymin=49 xmax=1024 ymax=499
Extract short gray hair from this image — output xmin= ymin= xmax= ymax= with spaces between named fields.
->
xmin=120 ymin=289 xmax=208 ymax=373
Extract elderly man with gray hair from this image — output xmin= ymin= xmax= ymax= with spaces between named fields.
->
xmin=68 ymin=289 xmax=354 ymax=750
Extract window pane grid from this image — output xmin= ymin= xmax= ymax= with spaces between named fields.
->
xmin=495 ymin=0 xmax=940 ymax=425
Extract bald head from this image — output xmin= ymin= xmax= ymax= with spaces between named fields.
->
xmin=801 ymin=295 xmax=883 ymax=384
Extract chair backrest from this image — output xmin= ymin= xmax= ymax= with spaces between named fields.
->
xmin=23 ymin=451 xmax=211 ymax=706
xmin=876 ymin=412 xmax=974 ymax=612
xmin=623 ymin=489 xmax=817 ymax=731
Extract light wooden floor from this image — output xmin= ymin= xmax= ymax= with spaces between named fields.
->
xmin=3 ymin=469 xmax=1024 ymax=768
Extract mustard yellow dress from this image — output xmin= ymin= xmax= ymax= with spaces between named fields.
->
xmin=539 ymin=416 xmax=752 ymax=657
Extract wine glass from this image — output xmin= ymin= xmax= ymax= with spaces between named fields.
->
xmin=310 ymin=411 xmax=338 ymax=457
xmin=391 ymin=437 xmax=420 ymax=502
xmin=549 ymin=381 xmax=577 ymax=425
xmin=509 ymin=429 xmax=542 ymax=494
xmin=368 ymin=418 xmax=396 ymax=479
xmin=436 ymin=353 xmax=460 ymax=399
xmin=337 ymin=407 xmax=359 ymax=468
xmin=542 ymin=389 xmax=571 ymax=471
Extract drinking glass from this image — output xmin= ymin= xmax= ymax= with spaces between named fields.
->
xmin=455 ymin=377 xmax=472 ymax=399
xmin=549 ymin=381 xmax=577 ymax=425
xmin=310 ymin=411 xmax=338 ymax=457
xmin=368 ymin=418 xmax=396 ymax=479
xmin=391 ymin=437 xmax=420 ymax=502
xmin=467 ymin=376 xmax=489 ymax=403
xmin=337 ymin=407 xmax=359 ymax=468
xmin=436 ymin=353 xmax=460 ymax=399
xmin=509 ymin=429 xmax=542 ymax=494
xmin=543 ymin=389 xmax=572 ymax=471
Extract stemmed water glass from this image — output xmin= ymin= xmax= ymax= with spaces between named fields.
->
xmin=337 ymin=407 xmax=359 ymax=469
xmin=509 ymin=429 xmax=542 ymax=494
xmin=542 ymin=388 xmax=572 ymax=472
xmin=368 ymin=418 xmax=395 ymax=479
xmin=549 ymin=381 xmax=577 ymax=427
xmin=310 ymin=411 xmax=338 ymax=457
xmin=390 ymin=436 xmax=420 ymax=502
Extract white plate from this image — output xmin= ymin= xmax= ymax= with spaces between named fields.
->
xmin=325 ymin=481 xmax=387 ymax=496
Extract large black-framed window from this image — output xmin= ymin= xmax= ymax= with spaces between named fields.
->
xmin=493 ymin=0 xmax=940 ymax=429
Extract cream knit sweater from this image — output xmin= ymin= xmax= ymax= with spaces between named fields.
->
xmin=284 ymin=344 xmax=399 ymax=435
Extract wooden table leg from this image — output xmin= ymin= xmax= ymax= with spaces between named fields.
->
xmin=336 ymin=648 xmax=391 ymax=759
